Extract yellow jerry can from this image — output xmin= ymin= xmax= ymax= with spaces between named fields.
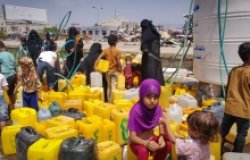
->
xmin=45 ymin=125 xmax=77 ymax=140
xmin=76 ymin=117 xmax=102 ymax=143
xmin=85 ymin=87 xmax=103 ymax=101
xmin=111 ymin=108 xmax=129 ymax=145
xmin=63 ymin=100 xmax=83 ymax=111
xmin=68 ymin=91 xmax=85 ymax=101
xmin=159 ymin=84 xmax=172 ymax=110
xmin=11 ymin=107 xmax=37 ymax=127
xmin=97 ymin=141 xmax=122 ymax=160
xmin=94 ymin=102 xmax=116 ymax=119
xmin=117 ymin=74 xmax=125 ymax=90
xmin=57 ymin=79 xmax=73 ymax=92
xmin=34 ymin=121 xmax=48 ymax=136
xmin=111 ymin=89 xmax=127 ymax=102
xmin=1 ymin=125 xmax=22 ymax=155
xmin=113 ymin=99 xmax=133 ymax=110
xmin=71 ymin=74 xmax=86 ymax=87
xmin=46 ymin=116 xmax=76 ymax=128
xmin=82 ymin=101 xmax=95 ymax=116
xmin=100 ymin=119 xmax=116 ymax=142
xmin=27 ymin=138 xmax=63 ymax=160
xmin=97 ymin=59 xmax=109 ymax=73
xmin=47 ymin=91 xmax=67 ymax=108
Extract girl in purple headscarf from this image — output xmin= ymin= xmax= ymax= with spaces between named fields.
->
xmin=128 ymin=78 xmax=172 ymax=160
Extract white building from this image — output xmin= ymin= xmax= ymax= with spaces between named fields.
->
xmin=1 ymin=4 xmax=48 ymax=36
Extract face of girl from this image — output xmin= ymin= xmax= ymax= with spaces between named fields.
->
xmin=143 ymin=93 xmax=159 ymax=109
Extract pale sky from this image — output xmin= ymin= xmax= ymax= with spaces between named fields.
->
xmin=1 ymin=0 xmax=192 ymax=28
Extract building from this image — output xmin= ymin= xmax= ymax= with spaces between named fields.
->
xmin=82 ymin=17 xmax=139 ymax=41
xmin=1 ymin=4 xmax=48 ymax=38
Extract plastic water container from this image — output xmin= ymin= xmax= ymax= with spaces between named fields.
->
xmin=167 ymin=103 xmax=183 ymax=124
xmin=15 ymin=126 xmax=42 ymax=160
xmin=177 ymin=93 xmax=198 ymax=108
xmin=58 ymin=137 xmax=97 ymax=160
xmin=45 ymin=125 xmax=77 ymax=140
xmin=1 ymin=125 xmax=22 ymax=155
xmin=117 ymin=74 xmax=125 ymax=90
xmin=27 ymin=138 xmax=63 ymax=160
xmin=97 ymin=59 xmax=109 ymax=73
xmin=193 ymin=0 xmax=250 ymax=85
xmin=97 ymin=141 xmax=122 ymax=160
xmin=123 ymin=88 xmax=139 ymax=100
xmin=76 ymin=117 xmax=103 ymax=143
xmin=11 ymin=107 xmax=37 ymax=127
xmin=111 ymin=108 xmax=129 ymax=145
xmin=71 ymin=74 xmax=86 ymax=86
xmin=90 ymin=71 xmax=103 ymax=87
xmin=99 ymin=119 xmax=116 ymax=142
xmin=94 ymin=102 xmax=116 ymax=119
xmin=38 ymin=107 xmax=52 ymax=121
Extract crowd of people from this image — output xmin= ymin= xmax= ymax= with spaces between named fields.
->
xmin=0 ymin=19 xmax=249 ymax=160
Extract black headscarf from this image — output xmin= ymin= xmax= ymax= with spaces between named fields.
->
xmin=26 ymin=30 xmax=42 ymax=66
xmin=80 ymin=43 xmax=102 ymax=84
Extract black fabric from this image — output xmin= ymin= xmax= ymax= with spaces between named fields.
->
xmin=26 ymin=30 xmax=42 ymax=66
xmin=79 ymin=43 xmax=102 ymax=84
xmin=140 ymin=19 xmax=165 ymax=85
xmin=61 ymin=108 xmax=86 ymax=120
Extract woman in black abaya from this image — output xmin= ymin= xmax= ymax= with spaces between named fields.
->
xmin=140 ymin=19 xmax=165 ymax=85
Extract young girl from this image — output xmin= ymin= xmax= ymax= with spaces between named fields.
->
xmin=14 ymin=56 xmax=41 ymax=111
xmin=128 ymin=78 xmax=172 ymax=160
xmin=161 ymin=110 xmax=219 ymax=160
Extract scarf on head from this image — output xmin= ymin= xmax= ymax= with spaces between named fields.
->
xmin=128 ymin=78 xmax=163 ymax=133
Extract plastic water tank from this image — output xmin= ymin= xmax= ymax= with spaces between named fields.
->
xmin=193 ymin=0 xmax=250 ymax=85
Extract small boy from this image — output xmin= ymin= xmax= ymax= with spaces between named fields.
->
xmin=94 ymin=34 xmax=122 ymax=102
xmin=221 ymin=42 xmax=250 ymax=153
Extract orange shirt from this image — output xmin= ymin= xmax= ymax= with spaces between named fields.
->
xmin=102 ymin=47 xmax=122 ymax=73
xmin=225 ymin=66 xmax=250 ymax=118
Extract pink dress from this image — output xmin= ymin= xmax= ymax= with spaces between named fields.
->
xmin=175 ymin=138 xmax=210 ymax=160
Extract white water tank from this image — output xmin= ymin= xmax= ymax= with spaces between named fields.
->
xmin=193 ymin=0 xmax=250 ymax=85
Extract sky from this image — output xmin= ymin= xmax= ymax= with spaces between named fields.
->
xmin=1 ymin=0 xmax=191 ymax=29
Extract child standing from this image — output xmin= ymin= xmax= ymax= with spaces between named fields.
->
xmin=221 ymin=42 xmax=250 ymax=153
xmin=128 ymin=78 xmax=172 ymax=160
xmin=94 ymin=34 xmax=122 ymax=102
xmin=160 ymin=110 xmax=219 ymax=160
xmin=14 ymin=56 xmax=41 ymax=111
xmin=123 ymin=55 xmax=133 ymax=89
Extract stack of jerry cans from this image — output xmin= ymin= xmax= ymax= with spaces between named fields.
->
xmin=1 ymin=125 xmax=22 ymax=155
xmin=11 ymin=107 xmax=37 ymax=127
xmin=27 ymin=138 xmax=63 ymax=160
xmin=76 ymin=116 xmax=102 ymax=143
xmin=111 ymin=108 xmax=129 ymax=145
xmin=97 ymin=141 xmax=122 ymax=160
xmin=45 ymin=125 xmax=77 ymax=140
xmin=94 ymin=102 xmax=116 ymax=119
